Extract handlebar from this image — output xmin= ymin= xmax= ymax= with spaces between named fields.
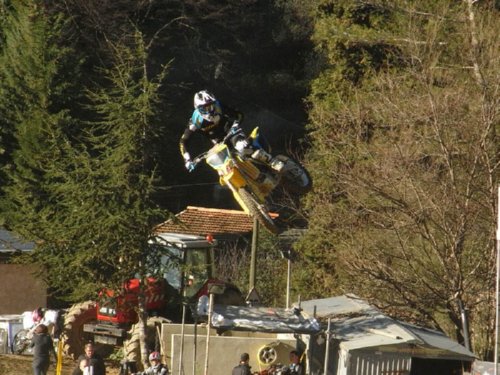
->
xmin=192 ymin=152 xmax=209 ymax=168
xmin=190 ymin=124 xmax=241 ymax=170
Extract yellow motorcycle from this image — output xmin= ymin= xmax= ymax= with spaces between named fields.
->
xmin=192 ymin=127 xmax=311 ymax=234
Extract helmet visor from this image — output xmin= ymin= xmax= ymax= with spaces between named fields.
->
xmin=198 ymin=103 xmax=215 ymax=115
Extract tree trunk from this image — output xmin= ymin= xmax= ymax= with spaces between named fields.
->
xmin=138 ymin=280 xmax=149 ymax=370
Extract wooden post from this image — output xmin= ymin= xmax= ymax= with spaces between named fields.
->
xmin=249 ymin=218 xmax=259 ymax=291
xmin=204 ymin=293 xmax=214 ymax=375
xmin=323 ymin=318 xmax=332 ymax=375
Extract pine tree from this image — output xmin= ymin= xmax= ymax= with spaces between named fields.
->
xmin=43 ymin=31 xmax=169 ymax=367
xmin=0 ymin=1 xmax=83 ymax=230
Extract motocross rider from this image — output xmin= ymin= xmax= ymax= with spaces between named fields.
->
xmin=179 ymin=90 xmax=283 ymax=172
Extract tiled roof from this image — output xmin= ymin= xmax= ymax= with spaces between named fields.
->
xmin=154 ymin=206 xmax=255 ymax=236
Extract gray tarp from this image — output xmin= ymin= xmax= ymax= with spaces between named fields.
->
xmin=211 ymin=305 xmax=321 ymax=334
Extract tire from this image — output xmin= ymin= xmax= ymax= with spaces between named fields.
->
xmin=61 ymin=301 xmax=100 ymax=359
xmin=238 ymin=187 xmax=279 ymax=234
xmin=124 ymin=322 xmax=141 ymax=365
xmin=124 ymin=317 xmax=171 ymax=368
xmin=276 ymin=155 xmax=312 ymax=195
xmin=12 ymin=329 xmax=31 ymax=355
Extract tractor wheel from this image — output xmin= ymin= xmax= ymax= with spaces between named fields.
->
xmin=238 ymin=187 xmax=279 ymax=234
xmin=61 ymin=301 xmax=110 ymax=359
xmin=124 ymin=317 xmax=171 ymax=369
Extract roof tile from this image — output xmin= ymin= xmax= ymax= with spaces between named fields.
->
xmin=155 ymin=206 xmax=255 ymax=236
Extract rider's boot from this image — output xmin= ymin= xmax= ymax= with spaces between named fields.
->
xmin=251 ymin=149 xmax=285 ymax=172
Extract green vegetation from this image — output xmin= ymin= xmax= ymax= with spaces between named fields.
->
xmin=0 ymin=0 xmax=498 ymax=360
xmin=297 ymin=0 xmax=499 ymax=358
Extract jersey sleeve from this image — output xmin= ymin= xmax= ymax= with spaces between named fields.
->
xmin=179 ymin=124 xmax=196 ymax=160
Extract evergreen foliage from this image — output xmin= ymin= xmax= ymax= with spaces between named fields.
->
xmin=29 ymin=32 xmax=170 ymax=301
xmin=0 ymin=1 xmax=82 ymax=230
xmin=299 ymin=0 xmax=499 ymax=357
xmin=1 ymin=0 xmax=498 ymax=361
xmin=0 ymin=1 xmax=170 ymax=303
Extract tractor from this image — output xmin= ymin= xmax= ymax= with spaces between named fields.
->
xmin=60 ymin=233 xmax=244 ymax=363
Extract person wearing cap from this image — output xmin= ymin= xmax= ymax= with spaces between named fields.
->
xmin=232 ymin=352 xmax=252 ymax=375
xmin=132 ymin=351 xmax=168 ymax=375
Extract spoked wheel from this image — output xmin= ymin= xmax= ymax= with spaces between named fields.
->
xmin=238 ymin=187 xmax=279 ymax=234
xmin=12 ymin=329 xmax=31 ymax=355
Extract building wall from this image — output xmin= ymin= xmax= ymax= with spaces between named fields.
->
xmin=172 ymin=335 xmax=296 ymax=375
xmin=344 ymin=351 xmax=411 ymax=375
xmin=0 ymin=264 xmax=47 ymax=314
xmin=162 ymin=324 xmax=296 ymax=375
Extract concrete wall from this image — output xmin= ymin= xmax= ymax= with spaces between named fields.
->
xmin=0 ymin=264 xmax=47 ymax=314
xmin=161 ymin=323 xmax=296 ymax=375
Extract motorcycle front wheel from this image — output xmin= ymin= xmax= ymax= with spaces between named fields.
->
xmin=238 ymin=187 xmax=279 ymax=234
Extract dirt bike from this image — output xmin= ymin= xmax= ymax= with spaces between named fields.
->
xmin=12 ymin=309 xmax=62 ymax=355
xmin=192 ymin=127 xmax=311 ymax=234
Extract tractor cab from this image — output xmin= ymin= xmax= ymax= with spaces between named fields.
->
xmin=154 ymin=232 xmax=216 ymax=299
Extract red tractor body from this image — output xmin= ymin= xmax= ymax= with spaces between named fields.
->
xmin=63 ymin=233 xmax=243 ymax=357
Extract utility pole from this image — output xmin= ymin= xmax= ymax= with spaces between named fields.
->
xmin=286 ymin=252 xmax=291 ymax=309
xmin=203 ymin=292 xmax=214 ymax=375
xmin=249 ymin=218 xmax=258 ymax=291
xmin=495 ymin=185 xmax=500 ymax=375
xmin=324 ymin=318 xmax=332 ymax=375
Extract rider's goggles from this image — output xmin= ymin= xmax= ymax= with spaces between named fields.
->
xmin=198 ymin=103 xmax=215 ymax=115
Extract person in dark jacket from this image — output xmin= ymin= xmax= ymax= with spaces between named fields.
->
xmin=288 ymin=350 xmax=303 ymax=375
xmin=231 ymin=352 xmax=252 ymax=375
xmin=30 ymin=324 xmax=57 ymax=375
xmin=72 ymin=342 xmax=106 ymax=375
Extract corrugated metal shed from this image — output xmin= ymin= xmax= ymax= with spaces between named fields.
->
xmin=300 ymin=295 xmax=475 ymax=375
xmin=301 ymin=295 xmax=475 ymax=360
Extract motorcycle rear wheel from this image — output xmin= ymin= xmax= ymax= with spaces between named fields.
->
xmin=276 ymin=155 xmax=312 ymax=195
xmin=12 ymin=329 xmax=31 ymax=355
xmin=238 ymin=187 xmax=279 ymax=234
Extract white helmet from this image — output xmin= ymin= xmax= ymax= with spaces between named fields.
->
xmin=149 ymin=351 xmax=161 ymax=361
xmin=194 ymin=90 xmax=217 ymax=120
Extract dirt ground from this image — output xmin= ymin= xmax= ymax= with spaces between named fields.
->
xmin=0 ymin=354 xmax=121 ymax=375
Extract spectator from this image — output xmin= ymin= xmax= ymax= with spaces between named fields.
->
xmin=232 ymin=352 xmax=252 ymax=375
xmin=288 ymin=350 xmax=303 ymax=375
xmin=72 ymin=342 xmax=106 ymax=375
xmin=30 ymin=324 xmax=57 ymax=375
xmin=132 ymin=351 xmax=168 ymax=375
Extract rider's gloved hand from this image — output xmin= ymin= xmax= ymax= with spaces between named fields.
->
xmin=235 ymin=139 xmax=249 ymax=153
xmin=185 ymin=160 xmax=195 ymax=172
xmin=229 ymin=121 xmax=243 ymax=136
